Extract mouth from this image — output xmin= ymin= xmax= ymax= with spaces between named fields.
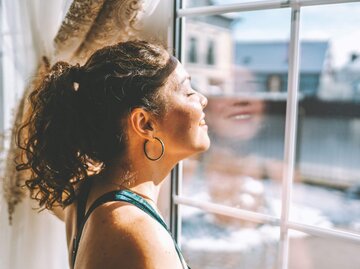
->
xmin=199 ymin=114 xmax=208 ymax=128
xmin=228 ymin=113 xmax=252 ymax=120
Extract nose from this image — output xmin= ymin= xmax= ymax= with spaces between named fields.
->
xmin=199 ymin=93 xmax=208 ymax=109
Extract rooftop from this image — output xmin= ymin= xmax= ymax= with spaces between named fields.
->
xmin=235 ymin=41 xmax=329 ymax=73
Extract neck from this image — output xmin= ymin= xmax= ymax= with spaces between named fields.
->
xmin=95 ymin=154 xmax=178 ymax=205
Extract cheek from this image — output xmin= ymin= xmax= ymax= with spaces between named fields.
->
xmin=172 ymin=109 xmax=195 ymax=134
xmin=164 ymin=105 xmax=200 ymax=140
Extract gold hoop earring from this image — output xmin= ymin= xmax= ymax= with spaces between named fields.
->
xmin=143 ymin=137 xmax=165 ymax=161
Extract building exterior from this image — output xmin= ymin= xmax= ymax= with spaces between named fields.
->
xmin=235 ymin=41 xmax=330 ymax=97
xmin=184 ymin=4 xmax=236 ymax=95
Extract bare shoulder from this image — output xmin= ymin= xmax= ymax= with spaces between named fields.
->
xmin=76 ymin=201 xmax=183 ymax=269
xmin=50 ymin=205 xmax=65 ymax=221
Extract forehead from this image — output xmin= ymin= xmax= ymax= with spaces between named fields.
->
xmin=173 ymin=61 xmax=189 ymax=82
xmin=162 ymin=61 xmax=189 ymax=96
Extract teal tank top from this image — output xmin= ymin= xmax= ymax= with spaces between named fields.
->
xmin=72 ymin=189 xmax=190 ymax=269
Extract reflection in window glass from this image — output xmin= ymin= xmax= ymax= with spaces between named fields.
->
xmin=234 ymin=41 xmax=329 ymax=96
xmin=182 ymin=9 xmax=290 ymax=269
xmin=292 ymin=2 xmax=360 ymax=234
xmin=267 ymin=75 xmax=282 ymax=92
xmin=181 ymin=206 xmax=280 ymax=269
xmin=288 ymin=231 xmax=360 ymax=269
xmin=183 ymin=9 xmax=291 ymax=214
xmin=179 ymin=1 xmax=360 ymax=268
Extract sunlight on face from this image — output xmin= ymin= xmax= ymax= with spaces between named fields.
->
xmin=157 ymin=62 xmax=210 ymax=160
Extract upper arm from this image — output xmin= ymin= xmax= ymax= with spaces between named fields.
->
xmin=77 ymin=203 xmax=182 ymax=269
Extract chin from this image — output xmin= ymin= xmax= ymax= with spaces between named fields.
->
xmin=177 ymin=136 xmax=211 ymax=160
xmin=196 ymin=137 xmax=211 ymax=153
xmin=204 ymin=139 xmax=211 ymax=151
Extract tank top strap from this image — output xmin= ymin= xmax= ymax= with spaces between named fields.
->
xmin=72 ymin=189 xmax=190 ymax=269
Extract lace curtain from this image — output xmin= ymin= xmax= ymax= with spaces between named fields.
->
xmin=0 ymin=0 xmax=169 ymax=268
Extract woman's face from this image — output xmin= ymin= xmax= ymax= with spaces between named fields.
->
xmin=205 ymin=97 xmax=264 ymax=140
xmin=156 ymin=62 xmax=210 ymax=159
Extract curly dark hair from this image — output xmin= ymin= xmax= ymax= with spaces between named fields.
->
xmin=16 ymin=40 xmax=177 ymax=210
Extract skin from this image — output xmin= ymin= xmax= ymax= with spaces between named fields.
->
xmin=63 ymin=61 xmax=210 ymax=269
xmin=205 ymin=97 xmax=264 ymax=140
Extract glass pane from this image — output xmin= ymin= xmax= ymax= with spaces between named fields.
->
xmin=181 ymin=205 xmax=280 ymax=269
xmin=291 ymin=2 xmax=360 ymax=234
xmin=288 ymin=231 xmax=360 ymax=269
xmin=182 ymin=9 xmax=291 ymax=217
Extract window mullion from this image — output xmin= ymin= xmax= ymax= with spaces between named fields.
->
xmin=178 ymin=0 xmax=357 ymax=18
xmin=178 ymin=0 xmax=284 ymax=17
xmin=288 ymin=221 xmax=360 ymax=243
xmin=278 ymin=6 xmax=301 ymax=269
xmin=174 ymin=195 xmax=280 ymax=225
xmin=170 ymin=0 xmax=183 ymax=245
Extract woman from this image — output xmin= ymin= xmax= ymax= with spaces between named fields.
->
xmin=16 ymin=40 xmax=210 ymax=269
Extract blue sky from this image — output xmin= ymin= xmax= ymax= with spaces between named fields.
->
xmin=208 ymin=0 xmax=360 ymax=68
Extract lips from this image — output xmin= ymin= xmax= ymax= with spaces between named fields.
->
xmin=228 ymin=113 xmax=252 ymax=120
xmin=199 ymin=113 xmax=207 ymax=126
xmin=199 ymin=119 xmax=207 ymax=125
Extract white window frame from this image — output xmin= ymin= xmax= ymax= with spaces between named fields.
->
xmin=170 ymin=1 xmax=360 ymax=269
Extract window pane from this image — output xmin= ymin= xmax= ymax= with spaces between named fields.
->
xmin=288 ymin=231 xmax=360 ymax=269
xmin=182 ymin=10 xmax=291 ymax=217
xmin=181 ymin=205 xmax=280 ymax=269
xmin=291 ymin=2 xmax=360 ymax=234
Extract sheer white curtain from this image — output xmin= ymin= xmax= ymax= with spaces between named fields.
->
xmin=0 ymin=1 xmax=69 ymax=268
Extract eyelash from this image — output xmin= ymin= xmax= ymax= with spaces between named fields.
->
xmin=181 ymin=81 xmax=197 ymax=97
xmin=187 ymin=92 xmax=195 ymax=97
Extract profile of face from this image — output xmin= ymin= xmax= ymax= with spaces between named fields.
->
xmin=155 ymin=62 xmax=211 ymax=159
xmin=205 ymin=97 xmax=265 ymax=141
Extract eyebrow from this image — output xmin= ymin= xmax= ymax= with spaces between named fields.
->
xmin=180 ymin=75 xmax=191 ymax=84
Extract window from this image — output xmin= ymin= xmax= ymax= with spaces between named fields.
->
xmin=206 ymin=40 xmax=215 ymax=65
xmin=172 ymin=1 xmax=360 ymax=269
xmin=188 ymin=37 xmax=198 ymax=63
xmin=267 ymin=74 xmax=282 ymax=92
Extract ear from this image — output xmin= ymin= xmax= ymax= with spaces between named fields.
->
xmin=129 ymin=108 xmax=156 ymax=140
